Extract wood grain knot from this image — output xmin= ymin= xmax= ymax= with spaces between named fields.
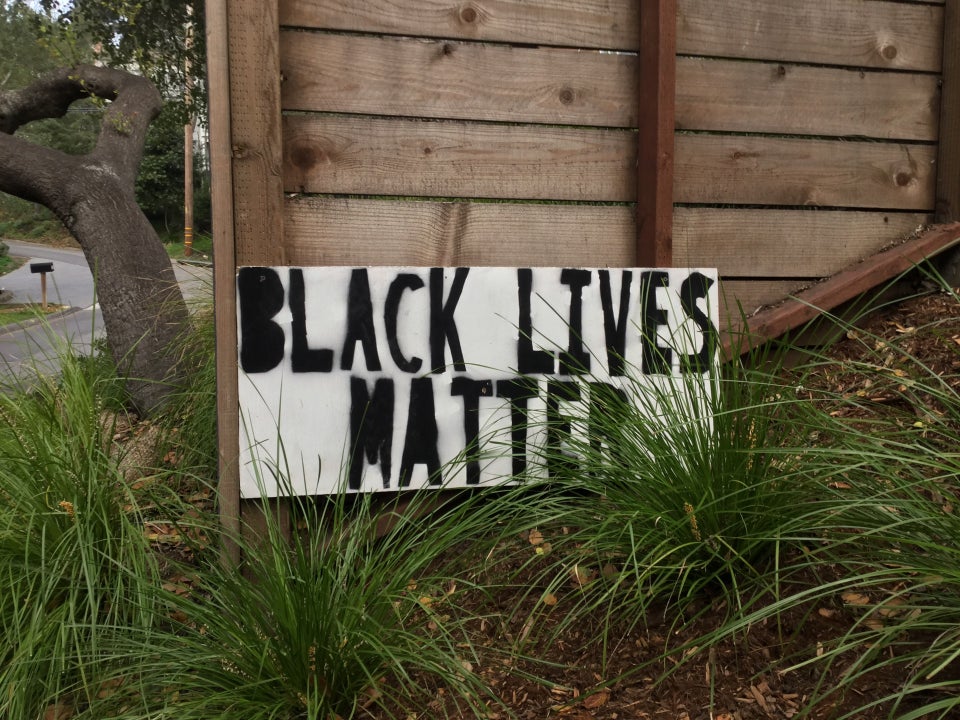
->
xmin=290 ymin=144 xmax=323 ymax=171
xmin=458 ymin=4 xmax=478 ymax=24
xmin=558 ymin=87 xmax=575 ymax=105
xmin=894 ymin=171 xmax=914 ymax=187
xmin=880 ymin=44 xmax=898 ymax=61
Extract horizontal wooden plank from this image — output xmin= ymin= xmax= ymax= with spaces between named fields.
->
xmin=279 ymin=197 xmax=811 ymax=330
xmin=280 ymin=33 xmax=939 ymax=141
xmin=723 ymin=222 xmax=960 ymax=356
xmin=675 ymin=208 xmax=931 ymax=277
xmin=718 ymin=279 xmax=815 ymax=322
xmin=279 ymin=0 xmax=639 ymax=49
xmin=676 ymin=134 xmax=936 ymax=210
xmin=676 ymin=59 xmax=939 ymax=141
xmin=283 ymin=114 xmax=936 ymax=209
xmin=275 ymin=196 xmax=635 ymax=267
xmin=282 ymin=114 xmax=635 ymax=202
xmin=277 ymin=200 xmax=932 ymax=278
xmin=280 ymin=30 xmax=637 ymax=127
xmin=279 ymin=197 xmax=930 ymax=332
xmin=281 ymin=0 xmax=942 ymax=71
xmin=678 ymin=0 xmax=943 ymax=72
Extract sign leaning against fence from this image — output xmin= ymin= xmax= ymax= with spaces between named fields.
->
xmin=237 ymin=266 xmax=718 ymax=497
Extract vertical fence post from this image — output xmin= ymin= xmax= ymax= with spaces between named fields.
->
xmin=937 ymin=0 xmax=960 ymax=222
xmin=205 ymin=0 xmax=240 ymax=564
xmin=636 ymin=0 xmax=677 ymax=267
xmin=208 ymin=0 xmax=289 ymax=563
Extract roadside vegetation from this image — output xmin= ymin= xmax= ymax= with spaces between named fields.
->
xmin=2 ymin=273 xmax=959 ymax=719
xmin=0 ymin=239 xmax=25 ymax=276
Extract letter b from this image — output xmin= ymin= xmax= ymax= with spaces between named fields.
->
xmin=237 ymin=267 xmax=285 ymax=373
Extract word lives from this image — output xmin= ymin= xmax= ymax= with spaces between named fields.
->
xmin=237 ymin=266 xmax=718 ymax=496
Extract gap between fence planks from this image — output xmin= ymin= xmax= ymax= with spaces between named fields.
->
xmin=722 ymin=223 xmax=960 ymax=358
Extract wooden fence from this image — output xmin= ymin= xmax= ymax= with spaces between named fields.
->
xmin=207 ymin=0 xmax=957 ymax=542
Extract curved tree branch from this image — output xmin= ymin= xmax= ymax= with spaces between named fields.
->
xmin=83 ymin=65 xmax=163 ymax=186
xmin=0 ymin=64 xmax=162 ymax=189
xmin=0 ymin=67 xmax=95 ymax=134
xmin=0 ymin=130 xmax=80 ymax=210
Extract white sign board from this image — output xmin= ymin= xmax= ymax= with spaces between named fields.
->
xmin=237 ymin=267 xmax=718 ymax=497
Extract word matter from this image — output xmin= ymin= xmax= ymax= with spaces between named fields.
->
xmin=237 ymin=266 xmax=718 ymax=497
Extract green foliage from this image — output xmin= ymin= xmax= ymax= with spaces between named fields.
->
xmin=165 ymin=231 xmax=212 ymax=260
xmin=136 ymin=104 xmax=211 ymax=235
xmin=158 ymin=297 xmax=217 ymax=479
xmin=686 ymin=281 xmax=960 ymax=719
xmin=0 ymin=338 xmax=159 ymax=719
xmin=0 ymin=1 xmax=62 ymax=87
xmin=0 ymin=194 xmax=66 ymax=240
xmin=773 ymin=299 xmax=960 ymax=718
xmin=478 ymin=346 xmax=822 ymax=666
xmin=36 ymin=0 xmax=206 ymax=121
xmin=75 ymin=336 xmax=131 ymax=411
xmin=116 ymin=489 xmax=500 ymax=720
xmin=136 ymin=104 xmax=186 ymax=229
xmin=0 ymin=240 xmax=12 ymax=275
xmin=1 ymin=2 xmax=101 ymax=155
xmin=0 ymin=307 xmax=504 ymax=718
xmin=18 ymin=109 xmax=101 ymax=155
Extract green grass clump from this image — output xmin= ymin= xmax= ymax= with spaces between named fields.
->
xmin=692 ymin=283 xmax=960 ymax=719
xmin=119 ymin=487 xmax=500 ymax=720
xmin=157 ymin=300 xmax=218 ymax=480
xmin=769 ymin=298 xmax=960 ymax=718
xmin=0 ymin=307 xmax=505 ymax=718
xmin=0 ymin=344 xmax=159 ymax=719
xmin=493 ymin=348 xmax=817 ymax=638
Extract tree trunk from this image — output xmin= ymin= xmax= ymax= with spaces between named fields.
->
xmin=64 ymin=169 xmax=187 ymax=414
xmin=0 ymin=65 xmax=188 ymax=415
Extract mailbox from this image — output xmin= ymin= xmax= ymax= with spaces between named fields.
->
xmin=29 ymin=262 xmax=54 ymax=311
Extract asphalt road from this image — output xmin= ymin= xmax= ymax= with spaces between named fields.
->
xmin=0 ymin=239 xmax=211 ymax=386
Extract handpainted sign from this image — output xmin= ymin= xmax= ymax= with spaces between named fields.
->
xmin=237 ymin=266 xmax=718 ymax=497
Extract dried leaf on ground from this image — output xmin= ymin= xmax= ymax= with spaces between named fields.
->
xmin=582 ymin=689 xmax=609 ymax=709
